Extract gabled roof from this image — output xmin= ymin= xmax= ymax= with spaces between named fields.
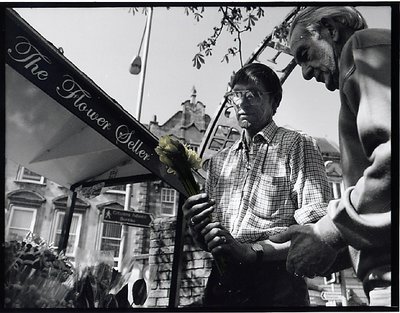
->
xmin=314 ymin=137 xmax=340 ymax=157
xmin=154 ymin=110 xmax=211 ymax=132
xmin=161 ymin=111 xmax=183 ymax=129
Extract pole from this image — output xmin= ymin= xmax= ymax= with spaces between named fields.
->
xmin=119 ymin=7 xmax=153 ymax=272
xmin=135 ymin=7 xmax=153 ymax=122
xmin=58 ymin=190 xmax=77 ymax=253
xmin=339 ymin=270 xmax=348 ymax=306
xmin=118 ymin=183 xmax=131 ymax=271
xmin=168 ymin=194 xmax=186 ymax=308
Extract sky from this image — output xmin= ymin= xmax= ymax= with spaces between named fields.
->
xmin=14 ymin=5 xmax=391 ymax=146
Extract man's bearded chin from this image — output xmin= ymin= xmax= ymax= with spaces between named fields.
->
xmin=327 ymin=56 xmax=340 ymax=91
xmin=324 ymin=72 xmax=339 ymax=91
xmin=325 ymin=74 xmax=339 ymax=91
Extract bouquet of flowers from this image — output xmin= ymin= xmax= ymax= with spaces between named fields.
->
xmin=155 ymin=135 xmax=227 ymax=274
xmin=155 ymin=135 xmax=202 ymax=196
xmin=4 ymin=233 xmax=74 ymax=308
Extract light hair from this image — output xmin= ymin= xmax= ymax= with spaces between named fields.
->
xmin=289 ymin=6 xmax=368 ymax=40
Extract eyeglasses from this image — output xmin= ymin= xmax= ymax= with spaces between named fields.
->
xmin=224 ymin=89 xmax=273 ymax=107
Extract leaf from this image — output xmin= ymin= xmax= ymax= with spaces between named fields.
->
xmin=249 ymin=14 xmax=258 ymax=26
xmin=128 ymin=7 xmax=139 ymax=16
xmin=115 ymin=284 xmax=130 ymax=308
xmin=194 ymin=12 xmax=203 ymax=21
xmin=192 ymin=53 xmax=205 ymax=69
xmin=103 ymin=294 xmax=118 ymax=308
xmin=76 ymin=275 xmax=95 ymax=308
xmin=132 ymin=278 xmax=147 ymax=305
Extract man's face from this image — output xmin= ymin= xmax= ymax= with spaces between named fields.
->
xmin=290 ymin=25 xmax=339 ymax=91
xmin=230 ymin=82 xmax=274 ymax=133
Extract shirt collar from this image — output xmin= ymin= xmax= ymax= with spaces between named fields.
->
xmin=232 ymin=120 xmax=278 ymax=151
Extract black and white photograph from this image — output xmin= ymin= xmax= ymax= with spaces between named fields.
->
xmin=2 ymin=2 xmax=397 ymax=310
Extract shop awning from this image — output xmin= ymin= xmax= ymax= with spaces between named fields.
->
xmin=5 ymin=8 xmax=187 ymax=196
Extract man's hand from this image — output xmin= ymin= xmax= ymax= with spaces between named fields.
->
xmin=182 ymin=193 xmax=215 ymax=250
xmin=269 ymin=224 xmax=339 ymax=278
xmin=201 ymin=222 xmax=255 ymax=265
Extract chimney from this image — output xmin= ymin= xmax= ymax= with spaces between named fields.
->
xmin=150 ymin=114 xmax=158 ymax=125
xmin=191 ymin=86 xmax=197 ymax=104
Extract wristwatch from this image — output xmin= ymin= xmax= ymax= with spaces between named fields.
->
xmin=251 ymin=242 xmax=263 ymax=264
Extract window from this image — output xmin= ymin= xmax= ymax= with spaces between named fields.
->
xmin=6 ymin=206 xmax=37 ymax=241
xmin=189 ymin=144 xmax=199 ymax=152
xmin=51 ymin=211 xmax=82 ymax=257
xmin=161 ymin=188 xmax=177 ymax=216
xmin=99 ymin=222 xmax=122 ymax=268
xmin=16 ymin=166 xmax=45 ymax=184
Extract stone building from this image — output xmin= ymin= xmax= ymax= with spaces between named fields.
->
xmin=148 ymin=86 xmax=211 ymax=152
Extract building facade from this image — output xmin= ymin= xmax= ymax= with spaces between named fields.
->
xmin=4 ymin=87 xmax=211 ymax=306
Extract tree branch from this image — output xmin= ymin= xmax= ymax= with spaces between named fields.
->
xmin=181 ymin=6 xmax=267 ymax=68
xmin=220 ymin=6 xmax=244 ymax=66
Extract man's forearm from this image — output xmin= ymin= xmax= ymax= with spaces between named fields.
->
xmin=259 ymin=240 xmax=290 ymax=262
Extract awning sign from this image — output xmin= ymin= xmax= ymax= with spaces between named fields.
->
xmin=5 ymin=9 xmax=187 ymax=196
xmin=6 ymin=33 xmax=153 ymax=165
xmin=103 ymin=208 xmax=153 ymax=228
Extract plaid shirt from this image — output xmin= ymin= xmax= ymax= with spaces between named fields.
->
xmin=205 ymin=120 xmax=331 ymax=243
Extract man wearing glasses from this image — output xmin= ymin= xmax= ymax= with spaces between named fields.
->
xmin=182 ymin=63 xmax=331 ymax=307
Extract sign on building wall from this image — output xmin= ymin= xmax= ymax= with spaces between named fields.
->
xmin=103 ymin=208 xmax=153 ymax=228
